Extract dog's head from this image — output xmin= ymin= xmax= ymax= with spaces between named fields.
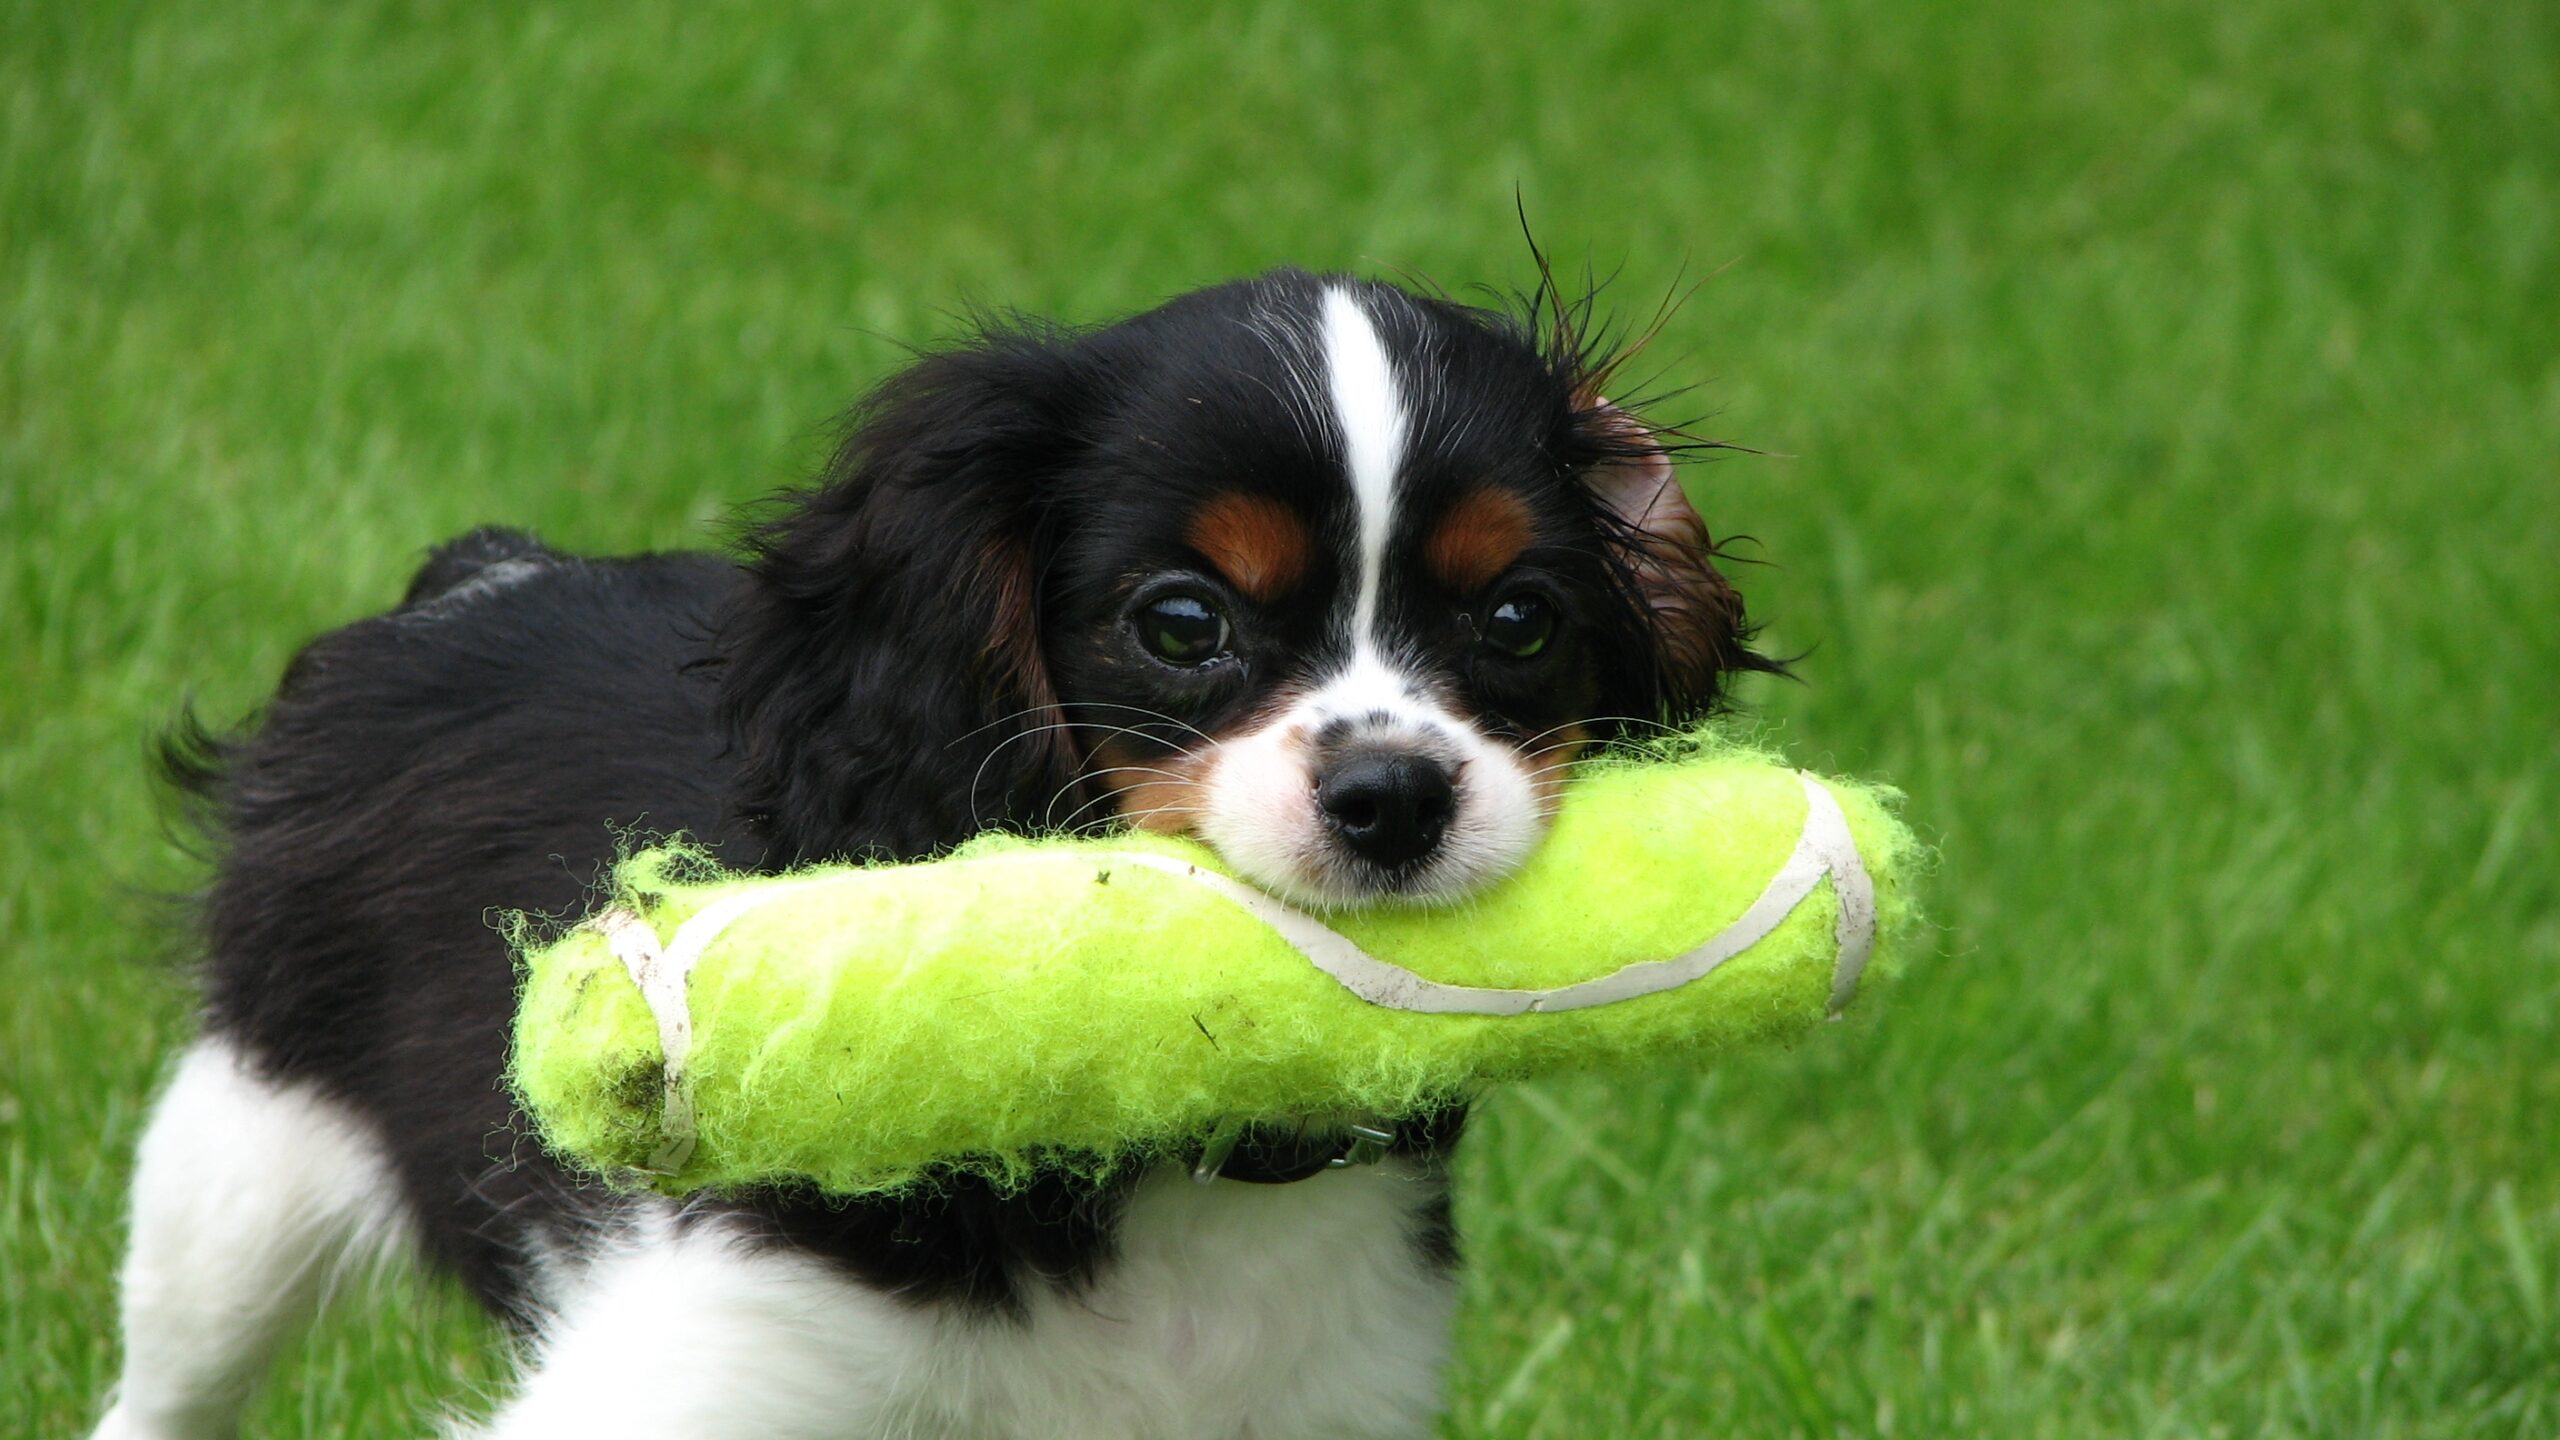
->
xmin=719 ymin=270 xmax=1777 ymax=901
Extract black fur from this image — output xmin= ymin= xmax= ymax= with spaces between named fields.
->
xmin=172 ymin=270 xmax=1768 ymax=1323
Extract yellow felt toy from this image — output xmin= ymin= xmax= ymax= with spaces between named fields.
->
xmin=509 ymin=736 xmax=1922 ymax=1196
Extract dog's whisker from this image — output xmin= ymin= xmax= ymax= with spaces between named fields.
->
xmin=944 ymin=704 xmax=1063 ymax=744
xmin=1070 ymin=764 xmax=1191 ymax=785
xmin=1061 ymin=702 xmax=1225 ymax=750
xmin=1063 ymin=798 xmax=1190 ymax=837
xmin=1516 ymin=738 xmax=1591 ymax=760
xmin=1510 ymin=715 xmax=1679 ymax=754
xmin=949 ymin=707 xmax=1218 ymax=762
xmin=969 ymin=719 xmax=1215 ymax=824
xmin=1072 ymin=803 xmax=1192 ymax=838
xmin=1036 ymin=765 xmax=1193 ymax=828
xmin=1052 ymin=774 xmax=1202 ymax=836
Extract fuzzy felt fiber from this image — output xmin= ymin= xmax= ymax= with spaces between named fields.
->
xmin=509 ymin=738 xmax=1922 ymax=1196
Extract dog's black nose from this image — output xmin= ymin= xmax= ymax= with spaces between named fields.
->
xmin=1316 ymin=753 xmax=1456 ymax=871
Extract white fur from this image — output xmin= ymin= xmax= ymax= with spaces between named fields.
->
xmin=1319 ymin=286 xmax=1408 ymax=647
xmin=399 ymin=557 xmax=551 ymax=622
xmin=460 ymin=1204 xmax=931 ymax=1438
xmin=93 ymin=1040 xmax=412 ymax=1440
xmin=1195 ymin=711 xmax=1336 ymax=899
xmin=462 ymin=1165 xmax=1451 ymax=1440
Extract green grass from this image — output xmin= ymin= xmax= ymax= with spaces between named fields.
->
xmin=6 ymin=0 xmax=2555 ymax=1434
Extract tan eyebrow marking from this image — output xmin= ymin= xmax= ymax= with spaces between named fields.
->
xmin=1187 ymin=492 xmax=1312 ymax=603
xmin=1426 ymin=485 xmax=1537 ymax=593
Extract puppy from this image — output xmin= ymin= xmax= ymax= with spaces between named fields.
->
xmin=92 ymin=269 xmax=1773 ymax=1440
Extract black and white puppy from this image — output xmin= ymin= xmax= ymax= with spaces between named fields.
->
xmin=94 ymin=269 xmax=1773 ymax=1440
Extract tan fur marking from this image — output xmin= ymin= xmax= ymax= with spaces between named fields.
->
xmin=1187 ymin=493 xmax=1310 ymax=603
xmin=1522 ymin=724 xmax=1591 ymax=818
xmin=1087 ymin=738 xmax=1213 ymax=834
xmin=979 ymin=535 xmax=1078 ymax=783
xmin=1581 ymin=408 xmax=1753 ymax=712
xmin=1086 ymin=692 xmax=1313 ymax=835
xmin=1426 ymin=486 xmax=1537 ymax=594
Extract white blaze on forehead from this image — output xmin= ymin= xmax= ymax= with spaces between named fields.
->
xmin=1318 ymin=286 xmax=1408 ymax=647
xmin=1192 ymin=287 xmax=1551 ymax=905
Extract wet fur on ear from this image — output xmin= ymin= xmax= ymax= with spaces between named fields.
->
xmin=1496 ymin=228 xmax=1784 ymax=722
xmin=1578 ymin=405 xmax=1784 ymax=720
xmin=714 ymin=328 xmax=1092 ymax=865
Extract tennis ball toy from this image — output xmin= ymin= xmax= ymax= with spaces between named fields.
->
xmin=509 ymin=735 xmax=1922 ymax=1197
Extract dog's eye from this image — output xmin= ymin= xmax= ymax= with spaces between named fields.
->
xmin=1481 ymin=593 xmax=1554 ymax=659
xmin=1137 ymin=593 xmax=1231 ymax=667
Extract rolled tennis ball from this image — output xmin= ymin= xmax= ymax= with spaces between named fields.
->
xmin=508 ymin=737 xmax=1923 ymax=1197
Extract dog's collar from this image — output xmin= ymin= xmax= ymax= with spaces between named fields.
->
xmin=1189 ymin=1118 xmax=1403 ymax=1185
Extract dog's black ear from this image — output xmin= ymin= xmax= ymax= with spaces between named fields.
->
xmin=715 ymin=328 xmax=1090 ymax=865
xmin=1577 ymin=404 xmax=1782 ymax=723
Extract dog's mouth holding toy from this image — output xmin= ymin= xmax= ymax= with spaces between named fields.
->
xmin=1185 ymin=723 xmax=1552 ymax=910
xmin=510 ymin=736 xmax=1920 ymax=1200
xmin=1105 ymin=668 xmax=1564 ymax=911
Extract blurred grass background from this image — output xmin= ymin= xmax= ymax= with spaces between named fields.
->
xmin=5 ymin=0 xmax=2555 ymax=1435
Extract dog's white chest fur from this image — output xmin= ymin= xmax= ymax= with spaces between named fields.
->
xmin=494 ymin=1162 xmax=1456 ymax=1440
xmin=923 ymin=1168 xmax=1456 ymax=1438
xmin=94 ymin=1046 xmax=1457 ymax=1440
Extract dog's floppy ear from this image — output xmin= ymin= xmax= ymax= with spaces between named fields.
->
xmin=716 ymin=328 xmax=1089 ymax=865
xmin=1579 ymin=402 xmax=1780 ymax=721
